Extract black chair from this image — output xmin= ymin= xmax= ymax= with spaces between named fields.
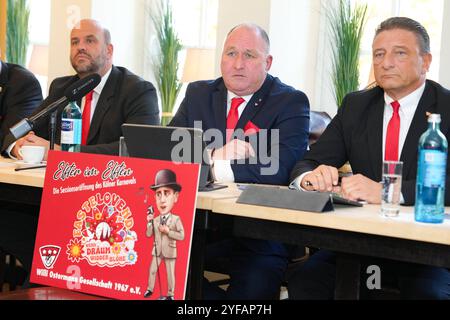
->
xmin=308 ymin=111 xmax=332 ymax=146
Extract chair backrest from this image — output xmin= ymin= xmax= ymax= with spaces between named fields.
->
xmin=309 ymin=111 xmax=332 ymax=146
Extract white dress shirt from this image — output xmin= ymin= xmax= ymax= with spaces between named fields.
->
xmin=382 ymin=83 xmax=425 ymax=160
xmin=213 ymin=91 xmax=253 ymax=183
xmin=291 ymin=83 xmax=427 ymax=192
xmin=81 ymin=68 xmax=112 ymax=121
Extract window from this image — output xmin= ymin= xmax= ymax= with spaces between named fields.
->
xmin=28 ymin=0 xmax=51 ymax=46
xmin=27 ymin=0 xmax=51 ymax=94
xmin=171 ymin=0 xmax=218 ymax=48
xmin=160 ymin=0 xmax=219 ymax=113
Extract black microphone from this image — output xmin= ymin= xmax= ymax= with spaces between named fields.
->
xmin=9 ymin=73 xmax=101 ymax=140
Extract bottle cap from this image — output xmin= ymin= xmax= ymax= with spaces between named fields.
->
xmin=428 ymin=113 xmax=441 ymax=123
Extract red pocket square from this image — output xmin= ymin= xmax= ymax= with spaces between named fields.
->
xmin=244 ymin=121 xmax=260 ymax=136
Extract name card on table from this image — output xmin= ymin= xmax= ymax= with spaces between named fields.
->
xmin=30 ymin=151 xmax=200 ymax=300
xmin=237 ymin=185 xmax=362 ymax=213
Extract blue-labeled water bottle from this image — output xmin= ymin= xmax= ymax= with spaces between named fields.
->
xmin=415 ymin=114 xmax=448 ymax=224
xmin=60 ymin=102 xmax=82 ymax=152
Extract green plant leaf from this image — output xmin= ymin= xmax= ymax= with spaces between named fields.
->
xmin=150 ymin=0 xmax=183 ymax=122
xmin=327 ymin=0 xmax=367 ymax=108
xmin=6 ymin=0 xmax=30 ymax=66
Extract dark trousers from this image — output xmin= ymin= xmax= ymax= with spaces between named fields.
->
xmin=203 ymin=238 xmax=289 ymax=300
xmin=0 ymin=203 xmax=39 ymax=288
xmin=287 ymin=250 xmax=450 ymax=300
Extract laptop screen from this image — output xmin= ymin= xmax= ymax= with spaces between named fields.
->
xmin=122 ymin=124 xmax=208 ymax=165
xmin=121 ymin=124 xmax=213 ymax=190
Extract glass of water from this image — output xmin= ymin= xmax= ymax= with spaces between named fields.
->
xmin=381 ymin=161 xmax=403 ymax=217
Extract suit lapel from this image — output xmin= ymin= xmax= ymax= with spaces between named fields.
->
xmin=87 ymin=67 xmax=119 ymax=144
xmin=367 ymin=90 xmax=385 ymax=180
xmin=235 ymin=75 xmax=274 ymax=131
xmin=400 ymin=82 xmax=436 ymax=178
xmin=212 ymin=82 xmax=227 ymax=143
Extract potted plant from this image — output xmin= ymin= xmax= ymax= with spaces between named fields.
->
xmin=6 ymin=0 xmax=29 ymax=66
xmin=150 ymin=0 xmax=182 ymax=126
xmin=327 ymin=0 xmax=367 ymax=108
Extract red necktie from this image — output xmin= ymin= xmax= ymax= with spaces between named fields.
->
xmin=385 ymin=101 xmax=401 ymax=161
xmin=226 ymin=97 xmax=245 ymax=142
xmin=82 ymin=91 xmax=94 ymax=146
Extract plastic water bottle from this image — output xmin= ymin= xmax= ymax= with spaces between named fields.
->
xmin=415 ymin=114 xmax=448 ymax=224
xmin=60 ymin=102 xmax=82 ymax=152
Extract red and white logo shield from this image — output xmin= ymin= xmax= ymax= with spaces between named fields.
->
xmin=39 ymin=246 xmax=61 ymax=269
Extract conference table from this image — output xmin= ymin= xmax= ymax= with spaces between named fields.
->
xmin=1 ymin=157 xmax=449 ymax=300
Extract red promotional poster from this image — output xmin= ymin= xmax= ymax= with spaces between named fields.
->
xmin=30 ymin=151 xmax=200 ymax=300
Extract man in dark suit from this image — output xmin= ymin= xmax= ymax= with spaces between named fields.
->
xmin=0 ymin=60 xmax=42 ymax=149
xmin=170 ymin=23 xmax=310 ymax=299
xmin=3 ymin=19 xmax=159 ymax=157
xmin=288 ymin=17 xmax=450 ymax=299
xmin=0 ymin=59 xmax=42 ymax=288
xmin=0 ymin=19 xmax=159 ymax=287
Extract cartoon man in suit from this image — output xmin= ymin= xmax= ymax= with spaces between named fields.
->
xmin=144 ymin=169 xmax=185 ymax=300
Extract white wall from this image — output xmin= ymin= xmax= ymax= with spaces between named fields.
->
xmin=91 ymin=0 xmax=147 ymax=76
xmin=215 ymin=0 xmax=336 ymax=116
xmin=215 ymin=0 xmax=271 ymax=77
xmin=439 ymin=1 xmax=450 ymax=89
xmin=49 ymin=0 xmax=92 ymax=85
xmin=48 ymin=0 xmax=450 ymax=115
xmin=269 ymin=0 xmax=335 ymax=115
xmin=48 ymin=0 xmax=148 ymax=86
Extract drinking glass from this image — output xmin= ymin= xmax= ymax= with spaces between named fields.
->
xmin=381 ymin=161 xmax=403 ymax=217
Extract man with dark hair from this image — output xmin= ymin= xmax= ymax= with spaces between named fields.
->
xmin=3 ymin=19 xmax=160 ymax=157
xmin=0 ymin=58 xmax=42 ymax=150
xmin=288 ymin=17 xmax=450 ymax=299
xmin=170 ymin=23 xmax=310 ymax=299
xmin=375 ymin=16 xmax=430 ymax=54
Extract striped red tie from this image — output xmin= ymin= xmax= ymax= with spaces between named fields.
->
xmin=385 ymin=101 xmax=401 ymax=161
xmin=82 ymin=91 xmax=94 ymax=146
xmin=226 ymin=97 xmax=245 ymax=142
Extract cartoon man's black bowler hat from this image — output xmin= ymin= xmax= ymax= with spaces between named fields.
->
xmin=150 ymin=169 xmax=182 ymax=192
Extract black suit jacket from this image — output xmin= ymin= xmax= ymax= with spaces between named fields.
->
xmin=2 ymin=66 xmax=160 ymax=155
xmin=290 ymin=80 xmax=450 ymax=205
xmin=170 ymin=74 xmax=310 ymax=185
xmin=0 ymin=62 xmax=42 ymax=149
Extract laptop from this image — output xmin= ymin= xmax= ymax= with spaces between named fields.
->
xmin=121 ymin=124 xmax=227 ymax=192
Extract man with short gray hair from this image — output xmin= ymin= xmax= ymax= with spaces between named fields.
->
xmin=170 ymin=23 xmax=310 ymax=299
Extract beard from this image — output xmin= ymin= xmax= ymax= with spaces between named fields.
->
xmin=71 ymin=52 xmax=107 ymax=76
